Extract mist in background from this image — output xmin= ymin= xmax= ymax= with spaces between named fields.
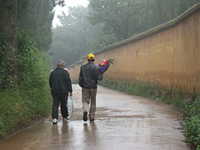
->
xmin=49 ymin=0 xmax=200 ymax=69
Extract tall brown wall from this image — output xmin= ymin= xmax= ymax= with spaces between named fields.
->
xmin=69 ymin=4 xmax=200 ymax=93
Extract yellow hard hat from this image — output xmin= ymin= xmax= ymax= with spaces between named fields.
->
xmin=87 ymin=53 xmax=95 ymax=60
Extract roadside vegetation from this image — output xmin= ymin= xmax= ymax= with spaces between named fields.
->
xmin=0 ymin=0 xmax=64 ymax=141
xmin=0 ymin=30 xmax=52 ymax=141
xmin=99 ymin=79 xmax=200 ymax=150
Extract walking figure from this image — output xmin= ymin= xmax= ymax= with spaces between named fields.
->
xmin=79 ymin=54 xmax=103 ymax=122
xmin=49 ymin=60 xmax=73 ymax=124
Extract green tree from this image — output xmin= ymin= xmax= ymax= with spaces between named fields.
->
xmin=17 ymin=0 xmax=55 ymax=51
xmin=0 ymin=0 xmax=65 ymax=89
xmin=50 ymin=6 xmax=101 ymax=67
xmin=88 ymin=0 xmax=145 ymax=41
xmin=0 ymin=0 xmax=18 ymax=90
xmin=17 ymin=0 xmax=65 ymax=52
xmin=142 ymin=0 xmax=200 ymax=31
xmin=51 ymin=0 xmax=65 ymax=7
xmin=88 ymin=0 xmax=200 ymax=43
xmin=178 ymin=0 xmax=200 ymax=14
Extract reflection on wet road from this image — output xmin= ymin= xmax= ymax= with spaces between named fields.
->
xmin=0 ymin=84 xmax=190 ymax=150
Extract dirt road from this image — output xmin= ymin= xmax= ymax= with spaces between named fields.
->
xmin=0 ymin=84 xmax=190 ymax=150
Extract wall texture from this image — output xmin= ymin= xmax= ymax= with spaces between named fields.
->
xmin=69 ymin=3 xmax=200 ymax=93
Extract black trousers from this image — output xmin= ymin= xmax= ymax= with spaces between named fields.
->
xmin=52 ymin=94 xmax=68 ymax=119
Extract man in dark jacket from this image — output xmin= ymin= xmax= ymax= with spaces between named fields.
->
xmin=49 ymin=60 xmax=72 ymax=124
xmin=79 ymin=54 xmax=103 ymax=122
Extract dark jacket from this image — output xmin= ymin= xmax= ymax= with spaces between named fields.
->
xmin=49 ymin=68 xmax=72 ymax=96
xmin=79 ymin=61 xmax=103 ymax=89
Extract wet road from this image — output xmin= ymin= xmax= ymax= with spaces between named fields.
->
xmin=0 ymin=84 xmax=190 ymax=150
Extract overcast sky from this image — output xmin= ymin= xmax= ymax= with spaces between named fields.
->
xmin=52 ymin=0 xmax=89 ymax=27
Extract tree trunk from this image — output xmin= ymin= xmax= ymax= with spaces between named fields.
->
xmin=0 ymin=0 xmax=18 ymax=89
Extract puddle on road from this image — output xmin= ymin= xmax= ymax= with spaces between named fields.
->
xmin=96 ymin=107 xmax=156 ymax=120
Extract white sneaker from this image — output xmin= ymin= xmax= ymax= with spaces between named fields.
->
xmin=53 ymin=118 xmax=57 ymax=124
xmin=63 ymin=116 xmax=70 ymax=122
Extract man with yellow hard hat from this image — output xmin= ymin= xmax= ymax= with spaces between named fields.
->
xmin=79 ymin=53 xmax=103 ymax=122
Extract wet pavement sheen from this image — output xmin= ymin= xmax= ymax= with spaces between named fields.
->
xmin=0 ymin=84 xmax=190 ymax=150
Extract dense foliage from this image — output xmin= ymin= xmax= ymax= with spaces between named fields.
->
xmin=183 ymin=96 xmax=200 ymax=150
xmin=17 ymin=0 xmax=54 ymax=51
xmin=0 ymin=30 xmax=52 ymax=140
xmin=0 ymin=0 xmax=64 ymax=89
xmin=0 ymin=0 xmax=64 ymax=140
xmin=88 ymin=0 xmax=200 ymax=40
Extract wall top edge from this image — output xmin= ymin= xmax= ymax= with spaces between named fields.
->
xmin=69 ymin=2 xmax=200 ymax=67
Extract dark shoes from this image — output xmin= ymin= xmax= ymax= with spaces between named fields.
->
xmin=90 ymin=118 xmax=95 ymax=122
xmin=83 ymin=111 xmax=88 ymax=122
xmin=83 ymin=112 xmax=95 ymax=122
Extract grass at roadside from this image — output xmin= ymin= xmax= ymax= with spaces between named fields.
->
xmin=0 ymin=86 xmax=51 ymax=140
xmin=0 ymin=52 xmax=52 ymax=142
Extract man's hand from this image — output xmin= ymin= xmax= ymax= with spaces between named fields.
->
xmin=70 ymin=92 xmax=72 ymax=96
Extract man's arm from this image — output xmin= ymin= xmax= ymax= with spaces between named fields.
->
xmin=79 ymin=67 xmax=84 ymax=87
xmin=96 ymin=67 xmax=103 ymax=81
xmin=65 ymin=71 xmax=72 ymax=93
xmin=49 ymin=72 xmax=53 ymax=88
